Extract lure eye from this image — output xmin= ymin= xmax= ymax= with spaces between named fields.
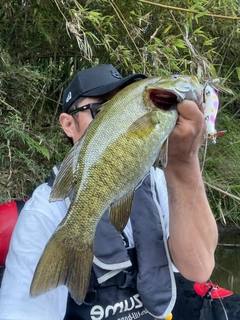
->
xmin=172 ymin=75 xmax=178 ymax=79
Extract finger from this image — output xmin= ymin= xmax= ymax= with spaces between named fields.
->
xmin=177 ymin=100 xmax=204 ymax=122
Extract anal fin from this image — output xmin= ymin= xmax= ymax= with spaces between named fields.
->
xmin=109 ymin=190 xmax=135 ymax=233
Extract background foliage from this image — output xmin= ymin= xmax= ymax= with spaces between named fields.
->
xmin=0 ymin=0 xmax=239 ymax=223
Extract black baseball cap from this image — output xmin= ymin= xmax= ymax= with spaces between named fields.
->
xmin=62 ymin=64 xmax=147 ymax=113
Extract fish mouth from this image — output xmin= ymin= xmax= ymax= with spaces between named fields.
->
xmin=149 ymin=89 xmax=178 ymax=110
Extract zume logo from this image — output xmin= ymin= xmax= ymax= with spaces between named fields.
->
xmin=90 ymin=293 xmax=143 ymax=320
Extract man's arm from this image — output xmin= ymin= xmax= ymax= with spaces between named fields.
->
xmin=165 ymin=100 xmax=218 ymax=282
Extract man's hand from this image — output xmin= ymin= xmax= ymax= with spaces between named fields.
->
xmin=166 ymin=100 xmax=206 ymax=167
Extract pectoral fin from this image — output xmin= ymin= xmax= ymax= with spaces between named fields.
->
xmin=128 ymin=112 xmax=160 ymax=138
xmin=109 ymin=190 xmax=135 ymax=232
xmin=153 ymin=138 xmax=169 ymax=168
xmin=160 ymin=138 xmax=169 ymax=168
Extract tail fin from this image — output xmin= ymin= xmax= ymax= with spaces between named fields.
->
xmin=30 ymin=228 xmax=93 ymax=304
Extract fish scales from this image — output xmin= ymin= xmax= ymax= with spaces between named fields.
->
xmin=30 ymin=75 xmax=203 ymax=304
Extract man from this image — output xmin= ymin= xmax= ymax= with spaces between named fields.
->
xmin=0 ymin=64 xmax=218 ymax=320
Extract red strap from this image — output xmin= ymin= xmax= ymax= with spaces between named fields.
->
xmin=0 ymin=201 xmax=18 ymax=266
xmin=194 ymin=282 xmax=233 ymax=298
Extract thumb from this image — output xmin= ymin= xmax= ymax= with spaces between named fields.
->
xmin=177 ymin=100 xmax=203 ymax=122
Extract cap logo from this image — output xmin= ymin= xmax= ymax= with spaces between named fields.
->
xmin=110 ymin=70 xmax=122 ymax=79
xmin=66 ymin=92 xmax=72 ymax=103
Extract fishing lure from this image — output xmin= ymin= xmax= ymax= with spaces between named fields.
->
xmin=203 ymin=80 xmax=226 ymax=144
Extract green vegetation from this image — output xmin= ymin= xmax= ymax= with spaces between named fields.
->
xmin=0 ymin=0 xmax=239 ymax=223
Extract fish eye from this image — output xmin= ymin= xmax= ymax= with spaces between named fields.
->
xmin=172 ymin=75 xmax=178 ymax=79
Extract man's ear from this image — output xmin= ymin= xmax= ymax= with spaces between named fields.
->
xmin=59 ymin=113 xmax=75 ymax=138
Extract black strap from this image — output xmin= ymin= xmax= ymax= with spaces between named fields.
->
xmin=91 ymin=269 xmax=137 ymax=289
xmin=46 ymin=163 xmax=62 ymax=187
xmin=15 ymin=199 xmax=27 ymax=215
xmin=88 ymin=248 xmax=138 ymax=291
xmin=0 ymin=266 xmax=5 ymax=288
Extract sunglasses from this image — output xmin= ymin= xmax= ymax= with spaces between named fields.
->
xmin=68 ymin=101 xmax=106 ymax=118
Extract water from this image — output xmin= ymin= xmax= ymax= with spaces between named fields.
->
xmin=211 ymin=230 xmax=240 ymax=294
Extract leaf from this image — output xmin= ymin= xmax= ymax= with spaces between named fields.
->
xmin=236 ymin=67 xmax=240 ymax=80
xmin=195 ymin=11 xmax=209 ymax=20
xmin=173 ymin=39 xmax=186 ymax=49
xmin=153 ymin=37 xmax=163 ymax=47
xmin=163 ymin=25 xmax=172 ymax=34
xmin=204 ymin=39 xmax=214 ymax=46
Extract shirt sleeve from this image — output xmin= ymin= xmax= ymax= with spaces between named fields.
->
xmin=0 ymin=183 xmax=69 ymax=320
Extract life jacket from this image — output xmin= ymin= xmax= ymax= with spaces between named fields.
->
xmin=47 ymin=165 xmax=176 ymax=319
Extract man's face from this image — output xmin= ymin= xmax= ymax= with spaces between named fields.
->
xmin=59 ymin=89 xmax=120 ymax=145
xmin=72 ymin=97 xmax=101 ymax=144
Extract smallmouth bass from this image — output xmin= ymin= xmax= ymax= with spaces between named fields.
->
xmin=30 ymin=74 xmax=203 ymax=304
